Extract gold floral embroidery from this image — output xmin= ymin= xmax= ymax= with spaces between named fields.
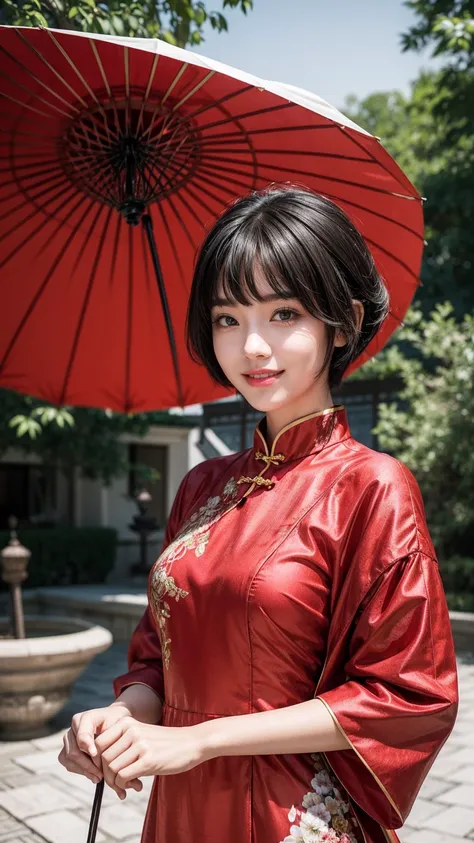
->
xmin=281 ymin=753 xmax=365 ymax=843
xmin=149 ymin=477 xmax=239 ymax=669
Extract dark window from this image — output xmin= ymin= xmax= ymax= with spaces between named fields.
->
xmin=0 ymin=464 xmax=57 ymax=529
xmin=129 ymin=445 xmax=168 ymax=527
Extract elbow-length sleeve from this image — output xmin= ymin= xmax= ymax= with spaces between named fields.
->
xmin=317 ymin=551 xmax=458 ymax=829
xmin=113 ymin=472 xmax=190 ymax=706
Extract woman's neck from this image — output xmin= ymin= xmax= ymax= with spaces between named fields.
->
xmin=265 ymin=389 xmax=334 ymax=445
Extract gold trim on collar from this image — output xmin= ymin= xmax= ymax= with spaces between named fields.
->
xmin=255 ymin=404 xmax=345 ymax=457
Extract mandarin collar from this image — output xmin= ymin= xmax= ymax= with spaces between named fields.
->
xmin=252 ymin=405 xmax=349 ymax=463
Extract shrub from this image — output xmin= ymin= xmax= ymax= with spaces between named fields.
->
xmin=0 ymin=527 xmax=117 ymax=588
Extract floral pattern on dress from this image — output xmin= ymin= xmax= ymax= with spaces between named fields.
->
xmin=149 ymin=477 xmax=239 ymax=669
xmin=281 ymin=754 xmax=365 ymax=843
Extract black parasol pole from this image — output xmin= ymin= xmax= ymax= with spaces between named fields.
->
xmin=86 ymin=780 xmax=104 ymax=843
xmin=141 ymin=213 xmax=184 ymax=407
xmin=118 ymin=140 xmax=185 ymax=408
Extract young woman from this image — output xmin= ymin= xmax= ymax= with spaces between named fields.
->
xmin=59 ymin=187 xmax=458 ymax=843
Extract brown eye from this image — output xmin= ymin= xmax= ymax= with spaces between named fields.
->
xmin=273 ymin=308 xmax=298 ymax=323
xmin=213 ymin=314 xmax=238 ymax=327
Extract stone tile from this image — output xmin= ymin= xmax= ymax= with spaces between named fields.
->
xmin=30 ymin=731 xmax=67 ymax=751
xmin=0 ymin=782 xmax=81 ymax=819
xmin=418 ymin=775 xmax=451 ymax=800
xmin=98 ymin=804 xmax=144 ymax=840
xmin=429 ymin=748 xmax=472 ymax=777
xmin=25 ymin=809 xmax=106 ymax=843
xmin=0 ymin=742 xmax=34 ymax=757
xmin=405 ymin=796 xmax=444 ymax=827
xmin=424 ymin=805 xmax=474 ymax=837
xmin=396 ymin=827 xmax=417 ymax=843
xmin=3 ymin=833 xmax=48 ymax=843
xmin=3 ymin=770 xmax=38 ymax=790
xmin=50 ymin=764 xmax=99 ymax=798
xmin=401 ymin=831 xmax=474 ymax=843
xmin=13 ymin=750 xmax=61 ymax=773
xmin=445 ymin=764 xmax=474 ymax=784
xmin=0 ymin=806 xmax=26 ymax=838
xmin=437 ymin=784 xmax=474 ymax=807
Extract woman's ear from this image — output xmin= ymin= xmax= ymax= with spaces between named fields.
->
xmin=334 ymin=300 xmax=365 ymax=348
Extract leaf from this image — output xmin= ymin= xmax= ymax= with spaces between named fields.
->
xmin=9 ymin=415 xmax=26 ymax=429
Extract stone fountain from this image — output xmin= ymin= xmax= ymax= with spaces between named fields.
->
xmin=0 ymin=518 xmax=112 ymax=739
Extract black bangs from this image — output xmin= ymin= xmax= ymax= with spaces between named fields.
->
xmin=186 ymin=185 xmax=390 ymax=391
xmin=214 ymin=226 xmax=296 ymax=308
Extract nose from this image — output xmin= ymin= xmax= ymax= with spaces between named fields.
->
xmin=243 ymin=330 xmax=272 ymax=360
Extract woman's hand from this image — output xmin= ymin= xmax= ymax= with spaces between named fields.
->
xmin=58 ymin=703 xmax=143 ymax=799
xmin=96 ymin=716 xmax=206 ymax=791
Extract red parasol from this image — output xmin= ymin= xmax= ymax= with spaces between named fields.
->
xmin=0 ymin=26 xmax=424 ymax=412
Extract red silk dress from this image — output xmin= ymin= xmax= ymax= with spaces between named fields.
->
xmin=114 ymin=405 xmax=458 ymax=843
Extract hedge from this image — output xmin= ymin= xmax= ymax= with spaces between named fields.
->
xmin=440 ymin=556 xmax=474 ymax=613
xmin=0 ymin=527 xmax=117 ymax=588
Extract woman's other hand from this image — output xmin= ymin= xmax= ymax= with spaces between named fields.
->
xmin=96 ymin=716 xmax=205 ymax=792
xmin=58 ymin=702 xmax=142 ymax=799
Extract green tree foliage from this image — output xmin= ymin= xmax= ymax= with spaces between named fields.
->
xmin=0 ymin=387 xmax=175 ymax=484
xmin=361 ymin=304 xmax=474 ymax=561
xmin=402 ymin=1 xmax=474 ymax=67
xmin=344 ymin=1 xmax=474 ymax=316
xmin=344 ymin=73 xmax=474 ymax=316
xmin=0 ymin=0 xmax=253 ymax=46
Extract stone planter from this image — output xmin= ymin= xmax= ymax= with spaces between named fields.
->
xmin=0 ymin=615 xmax=112 ymax=739
xmin=449 ymin=610 xmax=474 ymax=654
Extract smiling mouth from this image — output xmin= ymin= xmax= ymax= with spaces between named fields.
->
xmin=243 ymin=370 xmax=284 ymax=386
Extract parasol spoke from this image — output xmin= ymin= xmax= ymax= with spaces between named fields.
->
xmin=0 ymin=194 xmax=96 ymax=370
xmin=89 ymin=39 xmax=120 ymax=137
xmin=109 ymin=212 xmax=122 ymax=291
xmin=136 ymin=53 xmax=160 ymax=135
xmin=191 ymin=162 xmax=254 ymax=196
xmin=179 ymin=178 xmax=225 ymax=219
xmin=250 ymin=155 xmax=418 ymax=200
xmin=334 ymin=127 xmax=416 ymax=197
xmin=0 ymin=90 xmax=61 ymax=120
xmin=164 ymin=191 xmax=200 ymax=250
xmin=179 ymin=83 xmax=254 ymax=125
xmin=0 ymin=44 xmax=81 ymax=115
xmin=155 ymin=201 xmax=187 ymax=291
xmin=59 ymin=204 xmax=113 ymax=404
xmin=14 ymin=28 xmax=89 ymax=109
xmin=171 ymin=185 xmax=211 ymax=231
xmin=364 ymin=236 xmax=422 ymax=283
xmin=147 ymin=102 xmax=295 ymax=147
xmin=0 ymin=179 xmax=73 ymax=223
xmin=141 ymin=62 xmax=188 ymax=140
xmin=0 ymin=179 xmax=76 ymax=236
xmin=170 ymin=70 xmax=215 ymax=113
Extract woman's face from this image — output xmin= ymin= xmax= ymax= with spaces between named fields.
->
xmin=211 ymin=266 xmax=342 ymax=417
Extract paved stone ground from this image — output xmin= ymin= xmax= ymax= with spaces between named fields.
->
xmin=0 ymin=645 xmax=473 ymax=843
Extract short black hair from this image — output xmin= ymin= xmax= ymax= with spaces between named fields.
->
xmin=186 ymin=185 xmax=389 ymax=390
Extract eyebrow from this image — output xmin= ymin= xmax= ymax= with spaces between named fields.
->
xmin=210 ymin=292 xmax=295 ymax=307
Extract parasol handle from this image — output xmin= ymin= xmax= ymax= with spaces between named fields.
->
xmin=86 ymin=779 xmax=104 ymax=843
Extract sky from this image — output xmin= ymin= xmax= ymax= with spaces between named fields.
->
xmin=193 ymin=0 xmax=443 ymax=110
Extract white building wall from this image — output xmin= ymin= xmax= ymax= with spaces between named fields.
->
xmin=0 ymin=423 xmax=211 ymax=581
